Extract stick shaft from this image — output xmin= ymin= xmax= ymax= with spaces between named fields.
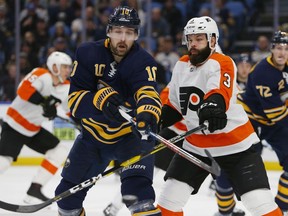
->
xmin=0 ymin=125 xmax=204 ymax=213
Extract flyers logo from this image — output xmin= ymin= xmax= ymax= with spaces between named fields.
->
xmin=179 ymin=86 xmax=204 ymax=115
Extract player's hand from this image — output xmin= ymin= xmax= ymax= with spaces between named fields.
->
xmin=94 ymin=86 xmax=131 ymax=122
xmin=197 ymin=100 xmax=227 ymax=133
xmin=42 ymin=95 xmax=61 ymax=120
xmin=135 ymin=112 xmax=157 ymax=138
xmin=102 ymin=93 xmax=131 ymax=122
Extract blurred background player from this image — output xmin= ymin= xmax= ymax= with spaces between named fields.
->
xmin=0 ymin=51 xmax=73 ymax=204
xmin=235 ymin=53 xmax=254 ymax=91
xmin=237 ymin=31 xmax=288 ymax=214
xmin=54 ymin=6 xmax=162 ymax=216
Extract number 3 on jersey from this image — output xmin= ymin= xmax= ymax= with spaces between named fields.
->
xmin=223 ymin=72 xmax=231 ymax=88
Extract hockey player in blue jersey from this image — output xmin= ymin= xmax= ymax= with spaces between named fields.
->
xmin=238 ymin=31 xmax=288 ymax=214
xmin=54 ymin=6 xmax=162 ymax=216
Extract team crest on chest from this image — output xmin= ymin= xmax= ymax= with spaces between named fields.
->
xmin=179 ymin=86 xmax=204 ymax=114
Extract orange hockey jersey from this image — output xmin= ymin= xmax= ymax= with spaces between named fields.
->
xmin=4 ymin=68 xmax=70 ymax=137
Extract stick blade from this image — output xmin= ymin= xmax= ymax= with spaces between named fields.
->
xmin=204 ymin=149 xmax=221 ymax=176
xmin=0 ymin=199 xmax=53 ymax=213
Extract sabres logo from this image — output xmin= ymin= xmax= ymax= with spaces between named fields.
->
xmin=64 ymin=158 xmax=71 ymax=168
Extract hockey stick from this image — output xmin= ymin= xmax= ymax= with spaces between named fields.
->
xmin=56 ymin=115 xmax=81 ymax=131
xmin=0 ymin=124 xmax=204 ymax=213
xmin=118 ymin=108 xmax=221 ymax=177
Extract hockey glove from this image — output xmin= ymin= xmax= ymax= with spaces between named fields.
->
xmin=135 ymin=108 xmax=159 ymax=139
xmin=41 ymin=95 xmax=61 ymax=120
xmin=197 ymin=94 xmax=227 ymax=133
xmin=93 ymin=86 xmax=130 ymax=122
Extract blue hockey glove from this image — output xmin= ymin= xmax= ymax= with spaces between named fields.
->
xmin=135 ymin=112 xmax=158 ymax=139
xmin=93 ymin=86 xmax=131 ymax=122
xmin=197 ymin=94 xmax=227 ymax=133
xmin=41 ymin=95 xmax=61 ymax=120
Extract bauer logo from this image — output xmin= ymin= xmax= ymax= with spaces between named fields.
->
xmin=122 ymin=164 xmax=146 ymax=171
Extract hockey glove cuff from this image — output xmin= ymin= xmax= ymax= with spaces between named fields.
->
xmin=197 ymin=94 xmax=227 ymax=133
xmin=93 ymin=86 xmax=130 ymax=122
xmin=135 ymin=105 xmax=161 ymax=137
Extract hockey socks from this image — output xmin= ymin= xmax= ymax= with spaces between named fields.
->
xmin=0 ymin=155 xmax=12 ymax=174
xmin=215 ymin=185 xmax=236 ymax=215
xmin=24 ymin=144 xmax=69 ymax=204
xmin=157 ymin=205 xmax=183 ymax=216
xmin=275 ymin=171 xmax=288 ymax=211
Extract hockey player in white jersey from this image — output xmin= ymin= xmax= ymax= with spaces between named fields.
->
xmin=157 ymin=16 xmax=283 ymax=216
xmin=0 ymin=51 xmax=74 ymax=204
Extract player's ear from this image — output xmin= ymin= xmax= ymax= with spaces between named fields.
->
xmin=210 ymin=36 xmax=216 ymax=49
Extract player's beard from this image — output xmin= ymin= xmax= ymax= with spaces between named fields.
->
xmin=110 ymin=42 xmax=129 ymax=57
xmin=189 ymin=44 xmax=211 ymax=66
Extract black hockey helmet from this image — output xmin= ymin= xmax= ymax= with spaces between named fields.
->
xmin=271 ymin=31 xmax=288 ymax=47
xmin=236 ymin=53 xmax=253 ymax=64
xmin=107 ymin=6 xmax=140 ymax=32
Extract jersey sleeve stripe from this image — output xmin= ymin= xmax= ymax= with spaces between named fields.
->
xmin=17 ymin=68 xmax=48 ymax=101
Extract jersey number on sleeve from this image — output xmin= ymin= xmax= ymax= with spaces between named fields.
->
xmin=146 ymin=66 xmax=157 ymax=81
xmin=223 ymin=73 xmax=231 ymax=88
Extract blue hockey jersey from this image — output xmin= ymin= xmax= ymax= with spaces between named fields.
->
xmin=237 ymin=56 xmax=288 ymax=126
xmin=68 ymin=39 xmax=162 ymax=144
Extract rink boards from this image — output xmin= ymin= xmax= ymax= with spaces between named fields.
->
xmin=0 ymin=103 xmax=281 ymax=170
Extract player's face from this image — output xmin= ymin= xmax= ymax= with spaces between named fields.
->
xmin=59 ymin=64 xmax=72 ymax=81
xmin=271 ymin=43 xmax=288 ymax=67
xmin=109 ymin=26 xmax=138 ymax=57
xmin=237 ymin=62 xmax=252 ymax=80
xmin=187 ymin=34 xmax=211 ymax=66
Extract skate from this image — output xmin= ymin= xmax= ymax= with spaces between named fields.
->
xmin=103 ymin=203 xmax=120 ymax=216
xmin=213 ymin=208 xmax=245 ymax=216
xmin=23 ymin=183 xmax=50 ymax=204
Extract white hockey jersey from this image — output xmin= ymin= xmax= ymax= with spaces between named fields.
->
xmin=4 ymin=68 xmax=70 ymax=137
xmin=167 ymin=53 xmax=259 ymax=157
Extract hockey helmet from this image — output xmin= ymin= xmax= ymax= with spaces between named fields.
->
xmin=182 ymin=16 xmax=219 ymax=49
xmin=237 ymin=53 xmax=253 ymax=64
xmin=106 ymin=6 xmax=140 ymax=35
xmin=271 ymin=31 xmax=288 ymax=47
xmin=46 ymin=51 xmax=72 ymax=76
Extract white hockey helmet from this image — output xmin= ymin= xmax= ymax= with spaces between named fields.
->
xmin=46 ymin=51 xmax=72 ymax=76
xmin=183 ymin=16 xmax=219 ymax=50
